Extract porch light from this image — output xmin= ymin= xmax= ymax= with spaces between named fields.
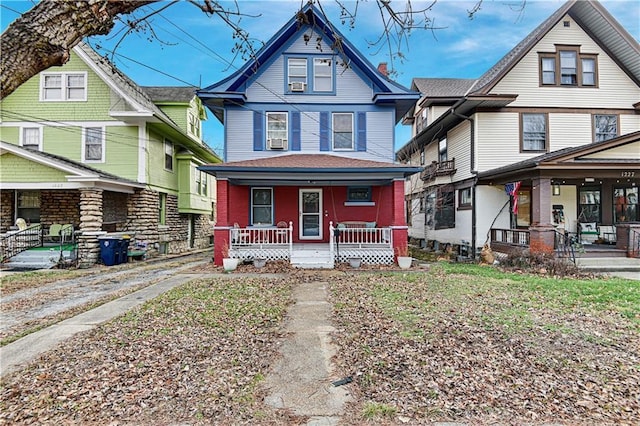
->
xmin=585 ymin=177 xmax=595 ymax=182
xmin=552 ymin=184 xmax=561 ymax=196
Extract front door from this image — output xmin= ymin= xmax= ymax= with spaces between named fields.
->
xmin=299 ymin=189 xmax=322 ymax=240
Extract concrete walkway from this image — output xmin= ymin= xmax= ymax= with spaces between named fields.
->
xmin=264 ymin=281 xmax=352 ymax=425
xmin=0 ymin=273 xmax=204 ymax=378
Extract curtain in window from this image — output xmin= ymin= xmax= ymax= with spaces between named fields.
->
xmin=523 ymin=114 xmax=546 ymax=151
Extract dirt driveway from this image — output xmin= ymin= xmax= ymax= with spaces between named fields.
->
xmin=0 ymin=251 xmax=212 ymax=344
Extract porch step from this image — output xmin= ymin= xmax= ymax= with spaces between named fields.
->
xmin=3 ymin=248 xmax=76 ymax=271
xmin=576 ymin=257 xmax=640 ymax=275
xmin=290 ymin=247 xmax=334 ymax=269
xmin=579 ymin=244 xmax=626 ymax=258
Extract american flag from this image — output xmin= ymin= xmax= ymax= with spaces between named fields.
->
xmin=505 ymin=181 xmax=522 ymax=214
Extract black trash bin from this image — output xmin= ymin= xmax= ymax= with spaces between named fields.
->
xmin=120 ymin=237 xmax=131 ymax=264
xmin=99 ymin=237 xmax=120 ymax=266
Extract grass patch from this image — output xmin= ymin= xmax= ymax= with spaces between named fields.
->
xmin=362 ymin=401 xmax=398 ymax=420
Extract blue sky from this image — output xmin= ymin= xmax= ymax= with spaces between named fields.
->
xmin=2 ymin=0 xmax=638 ymax=155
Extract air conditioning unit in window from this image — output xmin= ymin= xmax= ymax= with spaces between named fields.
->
xmin=289 ymin=82 xmax=306 ymax=92
xmin=268 ymin=138 xmax=287 ymax=149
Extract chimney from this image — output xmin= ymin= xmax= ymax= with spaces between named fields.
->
xmin=377 ymin=62 xmax=388 ymax=77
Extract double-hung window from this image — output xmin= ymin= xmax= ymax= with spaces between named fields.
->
xmin=84 ymin=127 xmax=104 ymax=162
xmin=251 ymin=188 xmax=273 ymax=226
xmin=438 ymin=138 xmax=448 ymax=162
xmin=266 ymin=112 xmax=288 ymax=149
xmin=188 ymin=111 xmax=201 ymax=138
xmin=288 ymin=58 xmax=307 ymax=91
xmin=164 ymin=140 xmax=174 ymax=171
xmin=560 ymin=50 xmax=577 ymax=85
xmin=21 ymin=127 xmax=42 ymax=150
xmin=521 ymin=113 xmax=548 ymax=152
xmin=313 ymin=58 xmax=333 ymax=92
xmin=332 ymin=113 xmax=353 ymax=150
xmin=41 ymin=72 xmax=87 ymax=101
xmin=593 ymin=114 xmax=618 ymax=142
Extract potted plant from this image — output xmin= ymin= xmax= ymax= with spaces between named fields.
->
xmin=348 ymin=257 xmax=362 ymax=268
xmin=396 ymin=245 xmax=412 ymax=269
xmin=221 ymin=242 xmax=238 ymax=271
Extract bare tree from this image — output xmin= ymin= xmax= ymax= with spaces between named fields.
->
xmin=1 ymin=0 xmax=491 ymax=100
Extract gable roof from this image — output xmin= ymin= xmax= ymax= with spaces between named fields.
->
xmin=197 ymin=4 xmax=419 ymax=123
xmin=470 ymin=0 xmax=640 ymax=95
xmin=476 ymin=131 xmax=640 ymax=183
xmin=412 ymin=78 xmax=476 ymax=99
xmin=74 ymin=44 xmax=220 ymax=163
xmin=397 ymin=0 xmax=640 ymax=161
xmin=0 ymin=141 xmax=144 ymax=193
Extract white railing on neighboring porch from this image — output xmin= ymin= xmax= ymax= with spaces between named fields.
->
xmin=329 ymin=221 xmax=394 ymax=265
xmin=229 ymin=222 xmax=293 ymax=261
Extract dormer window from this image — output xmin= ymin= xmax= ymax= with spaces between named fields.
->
xmin=539 ymin=46 xmax=598 ymax=87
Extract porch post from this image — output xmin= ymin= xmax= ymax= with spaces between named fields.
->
xmin=213 ymin=178 xmax=230 ymax=266
xmin=391 ymin=178 xmax=409 ymax=258
xmin=529 ymin=177 xmax=555 ymax=254
xmin=78 ymin=188 xmax=105 ymax=268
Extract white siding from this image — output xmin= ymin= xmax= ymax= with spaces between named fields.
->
xmin=583 ymin=141 xmax=640 ymax=160
xmin=491 ymin=15 xmax=640 ymax=109
xmin=448 ymin=121 xmax=472 ymax=181
xmin=408 ymin=198 xmax=425 ymax=240
xmin=475 ymin=112 xmax=523 ymax=172
xmin=475 ymin=185 xmax=511 ymax=246
xmin=621 ymin=115 xmax=640 ymax=135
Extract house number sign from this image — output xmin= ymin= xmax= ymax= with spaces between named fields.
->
xmin=621 ymin=171 xmax=635 ymax=177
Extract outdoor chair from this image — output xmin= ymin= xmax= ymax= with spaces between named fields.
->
xmin=598 ymin=225 xmax=616 ymax=244
xmin=578 ymin=222 xmax=599 ymax=244
xmin=44 ymin=223 xmax=62 ymax=243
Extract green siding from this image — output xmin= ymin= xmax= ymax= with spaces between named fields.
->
xmin=147 ymin=129 xmax=178 ymax=191
xmin=0 ymin=53 xmax=114 ymax=123
xmin=159 ymin=105 xmax=188 ymax=132
xmin=0 ymin=127 xmax=19 ymax=144
xmin=0 ymin=154 xmax=68 ymax=182
xmin=44 ymin=126 xmax=82 ymax=160
xmin=102 ymin=125 xmax=139 ymax=180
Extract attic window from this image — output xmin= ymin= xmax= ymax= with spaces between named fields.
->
xmin=563 ymin=21 xmax=570 ymax=27
xmin=40 ymin=72 xmax=87 ymax=101
xmin=538 ymin=46 xmax=598 ymax=87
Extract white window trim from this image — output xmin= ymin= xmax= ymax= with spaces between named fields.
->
xmin=19 ymin=126 xmax=43 ymax=151
xmin=39 ymin=71 xmax=88 ymax=102
xmin=313 ymin=57 xmax=333 ymax=92
xmin=187 ymin=110 xmax=201 ymax=138
xmin=164 ymin=139 xmax=174 ymax=171
xmin=332 ymin=112 xmax=354 ymax=151
xmin=82 ymin=126 xmax=105 ymax=163
xmin=266 ymin=112 xmax=289 ymax=150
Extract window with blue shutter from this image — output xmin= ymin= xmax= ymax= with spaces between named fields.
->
xmin=319 ymin=111 xmax=329 ymax=151
xmin=253 ymin=111 xmax=264 ymax=151
xmin=356 ymin=112 xmax=366 ymax=152
xmin=291 ymin=111 xmax=301 ymax=151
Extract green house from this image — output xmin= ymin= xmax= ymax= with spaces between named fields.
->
xmin=0 ymin=42 xmax=221 ymax=266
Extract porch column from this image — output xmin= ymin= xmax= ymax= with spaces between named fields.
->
xmin=213 ymin=178 xmax=230 ymax=266
xmin=78 ymin=188 xmax=105 ymax=268
xmin=391 ymin=178 xmax=409 ymax=258
xmin=529 ymin=177 xmax=555 ymax=254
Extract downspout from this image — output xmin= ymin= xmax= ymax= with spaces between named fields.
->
xmin=451 ymin=103 xmax=477 ymax=259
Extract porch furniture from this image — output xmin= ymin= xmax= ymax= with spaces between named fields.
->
xmin=44 ymin=224 xmax=63 ymax=243
xmin=578 ymin=222 xmax=599 ymax=244
xmin=599 ymin=225 xmax=616 ymax=244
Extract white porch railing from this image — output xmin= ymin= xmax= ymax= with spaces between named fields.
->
xmin=228 ymin=221 xmax=293 ymax=261
xmin=329 ymin=221 xmax=394 ymax=265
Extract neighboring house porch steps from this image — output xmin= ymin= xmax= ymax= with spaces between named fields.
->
xmin=576 ymin=257 xmax=640 ymax=276
xmin=2 ymin=245 xmax=77 ymax=270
